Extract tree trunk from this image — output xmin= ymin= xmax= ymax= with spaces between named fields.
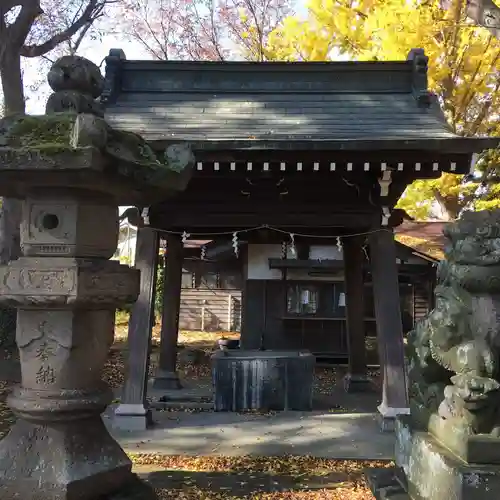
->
xmin=0 ymin=52 xmax=25 ymax=347
xmin=0 ymin=51 xmax=26 ymax=116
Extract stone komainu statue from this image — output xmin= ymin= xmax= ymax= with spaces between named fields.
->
xmin=407 ymin=209 xmax=500 ymax=436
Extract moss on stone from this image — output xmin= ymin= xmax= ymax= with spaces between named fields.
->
xmin=2 ymin=113 xmax=76 ymax=151
xmin=0 ymin=113 xmax=194 ymax=187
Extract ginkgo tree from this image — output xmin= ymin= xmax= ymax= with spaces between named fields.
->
xmin=267 ymin=0 xmax=500 ymax=220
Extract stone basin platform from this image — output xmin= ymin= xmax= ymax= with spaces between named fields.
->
xmin=212 ymin=350 xmax=315 ymax=412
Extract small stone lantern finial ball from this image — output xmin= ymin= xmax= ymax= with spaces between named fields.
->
xmin=47 ymin=55 xmax=105 ymax=99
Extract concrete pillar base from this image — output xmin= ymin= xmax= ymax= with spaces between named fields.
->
xmin=377 ymin=403 xmax=410 ymax=433
xmin=343 ymin=373 xmax=374 ymax=393
xmin=153 ymin=370 xmax=182 ymax=390
xmin=113 ymin=404 xmax=153 ymax=431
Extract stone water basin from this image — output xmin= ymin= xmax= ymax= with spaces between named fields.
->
xmin=211 ymin=350 xmax=315 ymax=411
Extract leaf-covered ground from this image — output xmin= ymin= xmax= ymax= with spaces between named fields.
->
xmin=132 ymin=454 xmax=388 ymax=499
xmin=0 ymin=325 xmax=384 ymax=498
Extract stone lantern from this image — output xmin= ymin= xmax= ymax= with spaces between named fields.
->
xmin=0 ymin=55 xmax=194 ymax=499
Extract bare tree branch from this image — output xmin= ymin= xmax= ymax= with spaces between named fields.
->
xmin=19 ymin=0 xmax=105 ymax=57
xmin=118 ymin=0 xmax=291 ymax=62
xmin=69 ymin=21 xmax=93 ymax=54
xmin=2 ymin=0 xmax=43 ymax=50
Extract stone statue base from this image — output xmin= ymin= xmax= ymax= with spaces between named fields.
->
xmin=366 ymin=416 xmax=500 ymax=500
xmin=153 ymin=369 xmax=182 ymax=390
xmin=411 ymin=402 xmax=500 ymax=464
xmin=0 ymin=416 xmax=158 ymax=499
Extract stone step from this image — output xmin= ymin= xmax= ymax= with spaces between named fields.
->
xmin=150 ymin=401 xmax=214 ymax=411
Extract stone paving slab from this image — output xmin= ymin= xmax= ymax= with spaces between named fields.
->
xmin=134 ymin=464 xmax=367 ymax=495
xmin=106 ymin=409 xmax=395 ymax=460
xmin=114 ymin=376 xmax=383 ymax=413
xmin=113 ymin=380 xmax=212 ymax=404
xmin=148 ymin=381 xmax=212 ymax=402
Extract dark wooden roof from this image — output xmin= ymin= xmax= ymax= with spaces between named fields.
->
xmin=102 ymin=48 xmax=497 ymax=154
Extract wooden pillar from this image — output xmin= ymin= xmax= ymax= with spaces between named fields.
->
xmin=369 ymin=229 xmax=409 ymax=431
xmin=153 ymin=233 xmax=183 ymax=390
xmin=114 ymin=227 xmax=159 ymax=430
xmin=239 ymin=247 xmax=260 ymax=349
xmin=240 ymin=277 xmax=248 ymax=344
xmin=342 ymin=235 xmax=371 ymax=392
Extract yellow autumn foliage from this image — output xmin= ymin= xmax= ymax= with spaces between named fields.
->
xmin=266 ymin=0 xmax=500 ymax=220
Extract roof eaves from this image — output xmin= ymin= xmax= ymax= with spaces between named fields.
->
xmin=151 ymin=137 xmax=499 ymax=153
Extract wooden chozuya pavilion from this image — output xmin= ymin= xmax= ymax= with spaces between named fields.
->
xmin=104 ymin=47 xmax=497 ymax=430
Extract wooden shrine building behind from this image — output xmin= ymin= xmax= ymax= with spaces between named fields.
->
xmin=103 ymin=48 xmax=498 ymax=418
xmin=176 ymin=235 xmax=438 ymax=363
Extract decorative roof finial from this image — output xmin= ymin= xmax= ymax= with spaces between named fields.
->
xmin=407 ymin=48 xmax=432 ymax=108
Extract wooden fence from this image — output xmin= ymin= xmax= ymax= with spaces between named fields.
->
xmin=179 ymin=288 xmax=242 ymax=332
